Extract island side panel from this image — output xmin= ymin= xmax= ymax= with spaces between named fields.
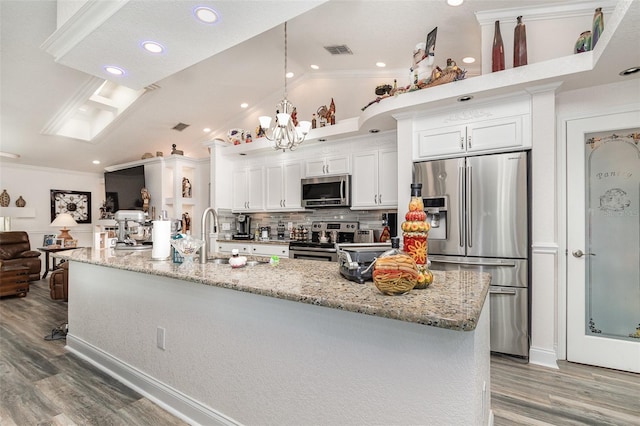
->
xmin=67 ymin=261 xmax=490 ymax=425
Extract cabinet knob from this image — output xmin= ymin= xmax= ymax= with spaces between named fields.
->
xmin=374 ymin=194 xmax=377 ymax=204
xmin=379 ymin=194 xmax=382 ymax=203
xmin=460 ymin=137 xmax=464 ymax=150
xmin=283 ymin=200 xmax=286 ymax=207
xmin=467 ymin=136 xmax=472 ymax=148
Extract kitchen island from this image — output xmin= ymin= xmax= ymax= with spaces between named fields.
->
xmin=56 ymin=248 xmax=491 ymax=425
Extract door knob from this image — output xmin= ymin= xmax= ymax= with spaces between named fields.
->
xmin=572 ymin=249 xmax=595 ymax=258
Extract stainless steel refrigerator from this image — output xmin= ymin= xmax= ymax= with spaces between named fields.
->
xmin=413 ymin=151 xmax=530 ymax=358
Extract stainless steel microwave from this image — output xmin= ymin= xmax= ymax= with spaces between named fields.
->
xmin=301 ymin=175 xmax=351 ymax=208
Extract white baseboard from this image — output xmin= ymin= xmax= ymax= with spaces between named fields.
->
xmin=65 ymin=334 xmax=239 ymax=426
xmin=529 ymin=346 xmax=559 ymax=369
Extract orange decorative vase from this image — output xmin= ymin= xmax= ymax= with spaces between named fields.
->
xmin=400 ymin=183 xmax=433 ymax=288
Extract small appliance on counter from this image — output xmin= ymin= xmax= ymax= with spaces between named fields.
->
xmin=260 ymin=226 xmax=271 ymax=241
xmin=354 ymin=230 xmax=374 ymax=243
xmin=233 ymin=214 xmax=252 ymax=240
xmin=337 ymin=243 xmax=391 ymax=284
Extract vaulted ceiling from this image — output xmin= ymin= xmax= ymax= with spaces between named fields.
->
xmin=1 ymin=0 xmax=638 ymax=173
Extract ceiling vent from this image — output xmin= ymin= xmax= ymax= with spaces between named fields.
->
xmin=172 ymin=122 xmax=190 ymax=131
xmin=324 ymin=45 xmax=353 ymax=55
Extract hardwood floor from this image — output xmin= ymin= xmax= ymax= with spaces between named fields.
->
xmin=1 ymin=278 xmax=639 ymax=425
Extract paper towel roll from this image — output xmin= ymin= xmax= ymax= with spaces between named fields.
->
xmin=152 ymin=220 xmax=171 ymax=260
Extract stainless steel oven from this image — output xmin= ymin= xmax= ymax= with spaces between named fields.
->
xmin=289 ymin=221 xmax=358 ymax=262
xmin=289 ymin=245 xmax=337 ymax=262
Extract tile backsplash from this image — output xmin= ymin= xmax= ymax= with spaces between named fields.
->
xmin=216 ymin=208 xmax=398 ymax=240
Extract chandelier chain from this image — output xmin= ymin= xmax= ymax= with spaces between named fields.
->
xmin=283 ymin=22 xmax=288 ymax=98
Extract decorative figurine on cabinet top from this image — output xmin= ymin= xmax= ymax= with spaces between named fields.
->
xmin=171 ymin=144 xmax=184 ymax=155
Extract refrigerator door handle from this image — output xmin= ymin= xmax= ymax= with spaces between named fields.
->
xmin=490 ymin=288 xmax=517 ymax=295
xmin=458 ymin=164 xmax=464 ymax=247
xmin=466 ymin=164 xmax=472 ymax=248
xmin=431 ymin=258 xmax=517 ymax=267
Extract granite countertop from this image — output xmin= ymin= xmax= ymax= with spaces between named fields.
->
xmin=55 ymin=248 xmax=490 ymax=332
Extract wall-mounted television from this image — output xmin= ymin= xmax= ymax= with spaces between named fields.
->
xmin=104 ymin=165 xmax=146 ymax=213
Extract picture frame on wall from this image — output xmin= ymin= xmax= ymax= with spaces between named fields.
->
xmin=50 ymin=189 xmax=91 ymax=224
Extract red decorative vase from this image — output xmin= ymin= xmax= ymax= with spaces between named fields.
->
xmin=514 ymin=16 xmax=527 ymax=67
xmin=492 ymin=20 xmax=505 ymax=72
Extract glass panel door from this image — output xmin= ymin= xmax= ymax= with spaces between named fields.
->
xmin=585 ymin=130 xmax=640 ymax=342
xmin=566 ymin=112 xmax=640 ymax=373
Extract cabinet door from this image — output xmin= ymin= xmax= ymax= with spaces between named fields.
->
xmin=247 ymin=166 xmax=264 ymax=211
xmin=325 ymin=154 xmax=350 ymax=175
xmin=467 ymin=116 xmax=522 ymax=153
xmin=217 ymin=242 xmax=250 ymax=254
xmin=378 ymin=149 xmax=398 ymax=207
xmin=231 ymin=169 xmax=248 ymax=211
xmin=415 ymin=125 xmax=465 ymax=160
xmin=305 ymin=158 xmax=326 ymax=177
xmin=265 ymin=164 xmax=284 ymax=210
xmin=251 ymin=244 xmax=289 ymax=257
xmin=352 ymin=152 xmax=378 ymax=208
xmin=283 ymin=161 xmax=302 ymax=209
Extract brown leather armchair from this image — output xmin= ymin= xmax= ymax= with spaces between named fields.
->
xmin=0 ymin=231 xmax=41 ymax=281
xmin=49 ymin=261 xmax=68 ymax=301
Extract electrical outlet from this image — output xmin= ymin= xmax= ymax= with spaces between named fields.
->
xmin=287 ymin=222 xmax=293 ymax=230
xmin=157 ymin=326 xmax=166 ymax=350
xmin=222 ymin=222 xmax=231 ymax=231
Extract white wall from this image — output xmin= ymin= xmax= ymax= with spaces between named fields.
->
xmin=0 ymin=163 xmax=103 ymax=267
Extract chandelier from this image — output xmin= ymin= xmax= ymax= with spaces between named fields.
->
xmin=259 ymin=22 xmax=311 ymax=151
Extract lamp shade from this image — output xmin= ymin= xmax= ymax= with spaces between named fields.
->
xmin=51 ymin=213 xmax=78 ymax=228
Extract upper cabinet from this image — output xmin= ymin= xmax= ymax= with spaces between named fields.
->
xmin=265 ymin=161 xmax=303 ymax=210
xmin=351 ymin=148 xmax=398 ymax=210
xmin=304 ymin=154 xmax=351 ymax=177
xmin=232 ymin=165 xmax=264 ymax=212
xmin=413 ymin=94 xmax=531 ymax=161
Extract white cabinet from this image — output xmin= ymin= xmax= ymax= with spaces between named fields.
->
xmin=232 ymin=166 xmax=264 ymax=212
xmin=217 ymin=241 xmax=250 ymax=254
xmin=413 ymin=96 xmax=531 ymax=161
xmin=217 ymin=241 xmax=289 ymax=257
xmin=352 ymin=148 xmax=398 ymax=209
xmin=305 ymin=154 xmax=350 ymax=177
xmin=266 ymin=161 xmax=302 ymax=210
xmin=251 ymin=244 xmax=289 ymax=257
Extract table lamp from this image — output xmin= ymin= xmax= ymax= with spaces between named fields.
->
xmin=51 ymin=213 xmax=78 ymax=241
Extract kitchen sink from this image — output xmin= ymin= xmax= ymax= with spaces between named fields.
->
xmin=209 ymin=258 xmax=229 ymax=264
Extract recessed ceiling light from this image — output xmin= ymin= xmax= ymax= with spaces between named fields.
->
xmin=0 ymin=151 xmax=20 ymax=159
xmin=462 ymin=57 xmax=476 ymax=64
xmin=142 ymin=41 xmax=165 ymax=54
xmin=104 ymin=66 xmax=125 ymax=76
xmin=457 ymin=95 xmax=474 ymax=102
xmin=92 ymin=160 xmax=101 ymax=165
xmin=447 ymin=0 xmax=464 ymax=6
xmin=310 ymin=64 xmax=319 ymax=70
xmin=194 ymin=6 xmax=219 ymax=24
xmin=376 ymin=62 xmax=386 ymax=68
xmin=240 ymin=103 xmax=248 ymax=109
xmin=286 ymin=72 xmax=294 ymax=78
xmin=203 ymin=127 xmax=211 ymax=133
xmin=619 ymin=66 xmax=640 ymax=76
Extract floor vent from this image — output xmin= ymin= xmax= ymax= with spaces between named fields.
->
xmin=324 ymin=44 xmax=353 ymax=55
xmin=172 ymin=122 xmax=190 ymax=131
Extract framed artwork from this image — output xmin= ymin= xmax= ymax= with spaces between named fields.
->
xmin=425 ymin=27 xmax=437 ymax=57
xmin=43 ymin=234 xmax=57 ymax=246
xmin=50 ymin=189 xmax=92 ymax=224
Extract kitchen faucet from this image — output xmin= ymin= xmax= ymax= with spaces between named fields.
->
xmin=199 ymin=207 xmax=219 ymax=264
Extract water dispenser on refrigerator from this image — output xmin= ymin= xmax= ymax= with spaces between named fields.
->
xmin=423 ymin=196 xmax=447 ymax=240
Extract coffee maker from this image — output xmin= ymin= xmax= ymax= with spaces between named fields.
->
xmin=234 ymin=214 xmax=251 ymax=240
